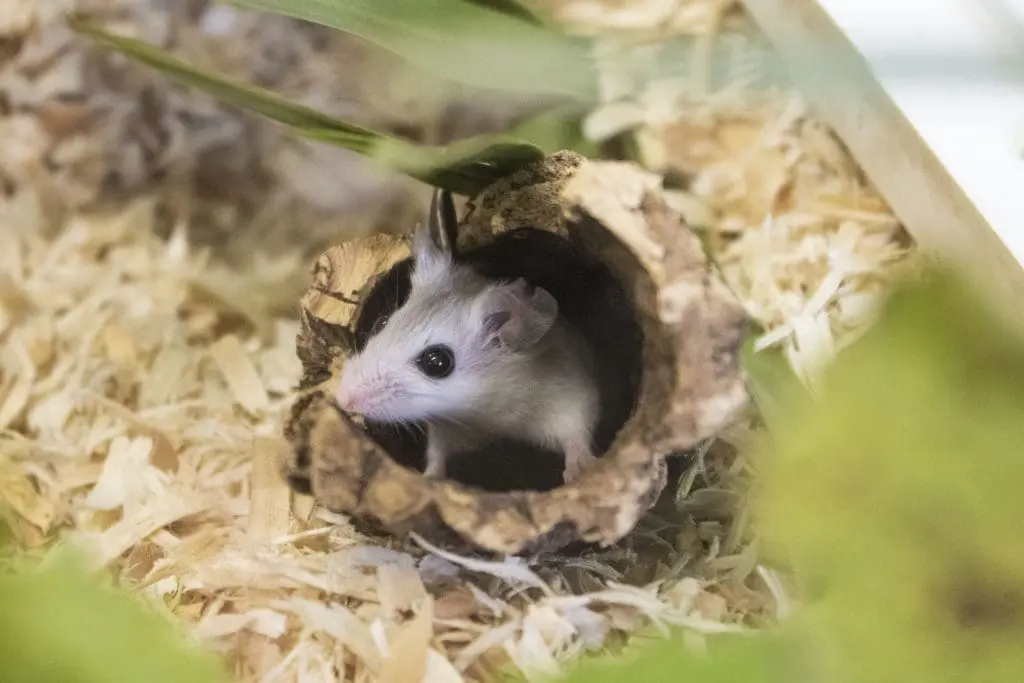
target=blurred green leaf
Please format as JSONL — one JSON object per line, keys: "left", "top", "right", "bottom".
{"left": 464, "top": 0, "right": 544, "bottom": 25}
{"left": 223, "top": 0, "right": 596, "bottom": 100}
{"left": 740, "top": 335, "right": 811, "bottom": 433}
{"left": 556, "top": 630, "right": 803, "bottom": 683}
{"left": 755, "top": 269, "right": 1024, "bottom": 683}
{"left": 507, "top": 107, "right": 599, "bottom": 156}
{"left": 536, "top": 270, "right": 1024, "bottom": 683}
{"left": 69, "top": 18, "right": 545, "bottom": 196}
{"left": 0, "top": 549, "right": 226, "bottom": 683}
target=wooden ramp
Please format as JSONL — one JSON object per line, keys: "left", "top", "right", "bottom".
{"left": 741, "top": 0, "right": 1024, "bottom": 316}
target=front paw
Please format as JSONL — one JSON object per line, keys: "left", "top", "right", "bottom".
{"left": 562, "top": 452, "right": 598, "bottom": 483}
{"left": 423, "top": 461, "right": 445, "bottom": 479}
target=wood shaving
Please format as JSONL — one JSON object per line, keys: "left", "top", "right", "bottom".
{"left": 579, "top": 5, "right": 917, "bottom": 385}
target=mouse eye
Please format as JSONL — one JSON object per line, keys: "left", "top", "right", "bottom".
{"left": 370, "top": 313, "right": 391, "bottom": 336}
{"left": 415, "top": 344, "right": 455, "bottom": 379}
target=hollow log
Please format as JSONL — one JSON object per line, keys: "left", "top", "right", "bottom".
{"left": 282, "top": 151, "right": 749, "bottom": 555}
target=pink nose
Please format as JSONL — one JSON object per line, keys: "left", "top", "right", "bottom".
{"left": 336, "top": 385, "right": 369, "bottom": 414}
{"left": 335, "top": 386, "right": 356, "bottom": 412}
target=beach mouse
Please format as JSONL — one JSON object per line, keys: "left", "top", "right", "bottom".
{"left": 334, "top": 196, "right": 601, "bottom": 484}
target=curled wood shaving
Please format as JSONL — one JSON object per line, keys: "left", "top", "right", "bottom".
{"left": 411, "top": 533, "right": 555, "bottom": 597}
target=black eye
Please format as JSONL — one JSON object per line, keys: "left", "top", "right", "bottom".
{"left": 370, "top": 313, "right": 391, "bottom": 336}
{"left": 415, "top": 344, "right": 455, "bottom": 379}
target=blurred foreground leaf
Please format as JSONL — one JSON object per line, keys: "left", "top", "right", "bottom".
{"left": 507, "top": 106, "right": 600, "bottom": 156}
{"left": 740, "top": 334, "right": 811, "bottom": 433}
{"left": 552, "top": 269, "right": 1024, "bottom": 683}
{"left": 70, "top": 18, "right": 544, "bottom": 196}
{"left": 464, "top": 0, "right": 544, "bottom": 25}
{"left": 224, "top": 0, "right": 595, "bottom": 99}
{"left": 556, "top": 631, "right": 801, "bottom": 683}
{"left": 0, "top": 549, "right": 226, "bottom": 683}
{"left": 756, "top": 269, "right": 1024, "bottom": 683}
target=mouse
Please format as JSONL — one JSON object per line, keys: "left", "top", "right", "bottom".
{"left": 334, "top": 196, "right": 601, "bottom": 484}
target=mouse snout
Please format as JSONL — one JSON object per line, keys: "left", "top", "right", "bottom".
{"left": 335, "top": 385, "right": 354, "bottom": 411}
{"left": 335, "top": 372, "right": 385, "bottom": 416}
{"left": 335, "top": 383, "right": 366, "bottom": 413}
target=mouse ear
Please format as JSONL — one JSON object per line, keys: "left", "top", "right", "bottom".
{"left": 477, "top": 279, "right": 558, "bottom": 351}
{"left": 411, "top": 215, "right": 453, "bottom": 286}
{"left": 428, "top": 188, "right": 459, "bottom": 258}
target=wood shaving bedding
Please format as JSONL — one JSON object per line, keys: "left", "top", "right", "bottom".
{"left": 0, "top": 189, "right": 756, "bottom": 681}
{"left": 578, "top": 2, "right": 917, "bottom": 386}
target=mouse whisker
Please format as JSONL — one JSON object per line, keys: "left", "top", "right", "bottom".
{"left": 392, "top": 422, "right": 421, "bottom": 441}
{"left": 437, "top": 415, "right": 472, "bottom": 430}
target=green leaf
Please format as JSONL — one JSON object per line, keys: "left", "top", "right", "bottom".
{"left": 463, "top": 0, "right": 544, "bottom": 26}
{"left": 754, "top": 268, "right": 1024, "bottom": 683}
{"left": 507, "top": 106, "right": 600, "bottom": 156}
{"left": 69, "top": 18, "right": 544, "bottom": 196}
{"left": 555, "top": 630, "right": 803, "bottom": 683}
{"left": 223, "top": 0, "right": 596, "bottom": 100}
{"left": 0, "top": 548, "right": 227, "bottom": 683}
{"left": 740, "top": 335, "right": 810, "bottom": 434}
{"left": 556, "top": 269, "right": 1024, "bottom": 683}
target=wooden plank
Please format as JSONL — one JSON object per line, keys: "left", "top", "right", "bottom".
{"left": 740, "top": 0, "right": 1024, "bottom": 320}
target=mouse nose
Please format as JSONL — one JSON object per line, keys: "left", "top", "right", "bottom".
{"left": 336, "top": 366, "right": 382, "bottom": 415}
{"left": 335, "top": 367, "right": 362, "bottom": 412}
{"left": 336, "top": 384, "right": 369, "bottom": 414}
{"left": 336, "top": 388, "right": 356, "bottom": 412}
{"left": 335, "top": 384, "right": 355, "bottom": 411}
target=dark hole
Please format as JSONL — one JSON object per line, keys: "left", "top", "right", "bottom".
{"left": 350, "top": 228, "right": 645, "bottom": 492}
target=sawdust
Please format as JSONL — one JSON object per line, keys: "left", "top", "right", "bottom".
{"left": 0, "top": 0, "right": 915, "bottom": 681}
{"left": 579, "top": 0, "right": 917, "bottom": 390}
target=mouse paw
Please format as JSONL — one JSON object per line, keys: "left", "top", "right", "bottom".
{"left": 422, "top": 460, "right": 445, "bottom": 479}
{"left": 423, "top": 434, "right": 448, "bottom": 479}
{"left": 562, "top": 451, "right": 598, "bottom": 484}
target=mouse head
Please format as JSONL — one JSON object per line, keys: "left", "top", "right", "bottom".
{"left": 335, "top": 221, "right": 558, "bottom": 423}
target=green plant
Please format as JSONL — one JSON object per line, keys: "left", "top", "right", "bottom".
{"left": 0, "top": 548, "right": 227, "bottom": 683}
{"left": 220, "top": 0, "right": 595, "bottom": 98}
{"left": 70, "top": 0, "right": 601, "bottom": 196}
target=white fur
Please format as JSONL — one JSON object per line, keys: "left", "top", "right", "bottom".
{"left": 335, "top": 232, "right": 600, "bottom": 483}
